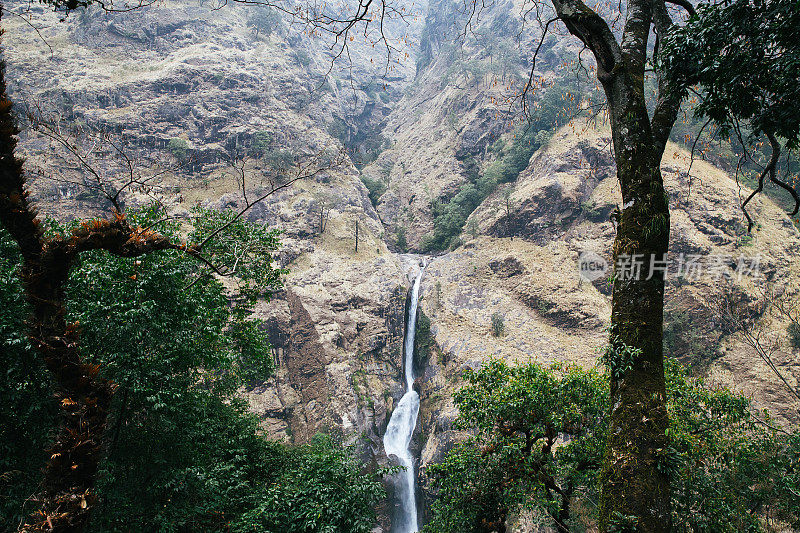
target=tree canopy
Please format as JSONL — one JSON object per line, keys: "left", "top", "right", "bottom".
{"left": 424, "top": 359, "right": 800, "bottom": 532}
{"left": 0, "top": 210, "right": 387, "bottom": 533}
{"left": 662, "top": 0, "right": 800, "bottom": 148}
{"left": 661, "top": 0, "right": 800, "bottom": 228}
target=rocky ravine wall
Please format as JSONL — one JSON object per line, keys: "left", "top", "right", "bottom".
{"left": 5, "top": 1, "right": 800, "bottom": 531}
{"left": 411, "top": 123, "right": 800, "bottom": 518}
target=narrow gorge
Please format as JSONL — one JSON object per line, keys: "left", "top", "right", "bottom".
{"left": 383, "top": 263, "right": 425, "bottom": 533}
{"left": 3, "top": 0, "right": 800, "bottom": 530}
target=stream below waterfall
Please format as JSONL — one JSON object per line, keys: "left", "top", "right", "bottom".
{"left": 383, "top": 263, "right": 425, "bottom": 533}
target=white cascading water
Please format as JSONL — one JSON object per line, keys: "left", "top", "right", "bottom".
{"left": 383, "top": 264, "right": 425, "bottom": 533}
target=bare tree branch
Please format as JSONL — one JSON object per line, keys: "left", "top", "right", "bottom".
{"left": 664, "top": 0, "right": 696, "bottom": 18}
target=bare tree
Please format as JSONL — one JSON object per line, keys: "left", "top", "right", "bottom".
{"left": 502, "top": 185, "right": 514, "bottom": 241}
{"left": 0, "top": 22, "right": 342, "bottom": 531}
{"left": 714, "top": 282, "right": 800, "bottom": 405}
{"left": 313, "top": 191, "right": 336, "bottom": 235}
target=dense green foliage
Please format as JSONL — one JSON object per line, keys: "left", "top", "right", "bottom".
{"left": 425, "top": 360, "right": 608, "bottom": 532}
{"left": 0, "top": 209, "right": 386, "bottom": 533}
{"left": 0, "top": 228, "right": 58, "bottom": 529}
{"left": 662, "top": 0, "right": 800, "bottom": 148}
{"left": 395, "top": 226, "right": 408, "bottom": 253}
{"left": 665, "top": 363, "right": 799, "bottom": 532}
{"left": 232, "top": 434, "right": 386, "bottom": 533}
{"left": 189, "top": 206, "right": 285, "bottom": 302}
{"left": 662, "top": 0, "right": 800, "bottom": 221}
{"left": 421, "top": 76, "right": 581, "bottom": 251}
{"left": 425, "top": 359, "right": 800, "bottom": 532}
{"left": 360, "top": 174, "right": 387, "bottom": 208}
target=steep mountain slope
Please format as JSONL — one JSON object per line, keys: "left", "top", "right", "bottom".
{"left": 414, "top": 124, "right": 800, "bottom": 497}
{"left": 4, "top": 0, "right": 800, "bottom": 530}
{"left": 362, "top": 0, "right": 588, "bottom": 251}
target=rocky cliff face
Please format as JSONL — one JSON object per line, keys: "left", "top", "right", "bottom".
{"left": 5, "top": 0, "right": 800, "bottom": 529}
{"left": 413, "top": 124, "right": 800, "bottom": 509}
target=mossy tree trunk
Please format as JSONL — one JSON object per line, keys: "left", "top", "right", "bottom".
{"left": 547, "top": 0, "right": 683, "bottom": 529}
{"left": 0, "top": 14, "right": 191, "bottom": 529}
{"left": 599, "top": 88, "right": 672, "bottom": 532}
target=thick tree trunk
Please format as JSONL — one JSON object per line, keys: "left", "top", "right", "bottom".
{"left": 547, "top": 0, "right": 680, "bottom": 527}
{"left": 597, "top": 84, "right": 672, "bottom": 532}
{"left": 598, "top": 169, "right": 672, "bottom": 530}
{"left": 21, "top": 249, "right": 115, "bottom": 533}
{"left": 0, "top": 19, "right": 114, "bottom": 532}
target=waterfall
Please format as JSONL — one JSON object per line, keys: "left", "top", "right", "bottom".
{"left": 383, "top": 264, "right": 425, "bottom": 533}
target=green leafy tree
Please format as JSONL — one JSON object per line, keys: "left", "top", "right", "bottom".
{"left": 661, "top": 0, "right": 800, "bottom": 229}
{"left": 168, "top": 137, "right": 189, "bottom": 160}
{"left": 0, "top": 214, "right": 386, "bottom": 532}
{"left": 232, "top": 434, "right": 387, "bottom": 533}
{"left": 425, "top": 360, "right": 608, "bottom": 532}
{"left": 425, "top": 359, "right": 800, "bottom": 532}
{"left": 665, "top": 362, "right": 800, "bottom": 532}
{"left": 490, "top": 312, "right": 505, "bottom": 337}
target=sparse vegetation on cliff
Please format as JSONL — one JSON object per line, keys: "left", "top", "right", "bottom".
{"left": 421, "top": 75, "right": 581, "bottom": 252}
{"left": 168, "top": 137, "right": 189, "bottom": 160}
{"left": 360, "top": 174, "right": 387, "bottom": 208}
{"left": 490, "top": 312, "right": 504, "bottom": 337}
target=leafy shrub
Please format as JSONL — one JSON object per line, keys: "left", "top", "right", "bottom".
{"left": 264, "top": 148, "right": 294, "bottom": 170}
{"left": 415, "top": 310, "right": 433, "bottom": 363}
{"left": 580, "top": 201, "right": 604, "bottom": 221}
{"left": 465, "top": 218, "right": 479, "bottom": 239}
{"left": 424, "top": 359, "right": 800, "bottom": 533}
{"left": 231, "top": 434, "right": 387, "bottom": 533}
{"left": 395, "top": 226, "right": 408, "bottom": 253}
{"left": 360, "top": 175, "right": 386, "bottom": 208}
{"left": 490, "top": 312, "right": 505, "bottom": 337}
{"left": 167, "top": 137, "right": 188, "bottom": 160}
{"left": 250, "top": 131, "right": 272, "bottom": 156}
